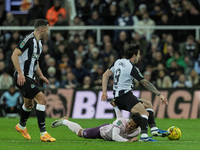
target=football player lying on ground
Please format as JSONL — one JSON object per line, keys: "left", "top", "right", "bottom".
{"left": 51, "top": 101, "right": 142, "bottom": 142}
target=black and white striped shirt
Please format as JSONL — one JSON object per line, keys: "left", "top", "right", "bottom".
{"left": 16, "top": 32, "right": 42, "bottom": 79}
{"left": 109, "top": 59, "right": 144, "bottom": 97}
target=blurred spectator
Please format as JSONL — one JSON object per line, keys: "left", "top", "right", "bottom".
{"left": 82, "top": 76, "right": 93, "bottom": 89}
{"left": 72, "top": 57, "right": 88, "bottom": 84}
{"left": 85, "top": 47, "right": 103, "bottom": 71}
{"left": 0, "top": 85, "right": 22, "bottom": 117}
{"left": 156, "top": 70, "right": 172, "bottom": 88}
{"left": 119, "top": 0, "right": 135, "bottom": 15}
{"left": 107, "top": 53, "right": 117, "bottom": 68}
{"left": 162, "top": 34, "right": 178, "bottom": 56}
{"left": 168, "top": 60, "right": 184, "bottom": 82}
{"left": 147, "top": 34, "right": 163, "bottom": 53}
{"left": 179, "top": 35, "right": 198, "bottom": 62}
{"left": 170, "top": 7, "right": 189, "bottom": 42}
{"left": 89, "top": 0, "right": 103, "bottom": 15}
{"left": 150, "top": 51, "right": 165, "bottom": 68}
{"left": 182, "top": 0, "right": 200, "bottom": 25}
{"left": 173, "top": 73, "right": 192, "bottom": 88}
{"left": 74, "top": 44, "right": 87, "bottom": 61}
{"left": 184, "top": 55, "right": 194, "bottom": 77}
{"left": 45, "top": 66, "right": 60, "bottom": 89}
{"left": 149, "top": 3, "right": 165, "bottom": 24}
{"left": 114, "top": 31, "right": 128, "bottom": 57}
{"left": 101, "top": 42, "right": 118, "bottom": 65}
{"left": 114, "top": 9, "right": 133, "bottom": 42}
{"left": 69, "top": 16, "right": 86, "bottom": 42}
{"left": 135, "top": 11, "right": 156, "bottom": 40}
{"left": 132, "top": 32, "right": 147, "bottom": 56}
{"left": 92, "top": 64, "right": 104, "bottom": 90}
{"left": 75, "top": 0, "right": 90, "bottom": 23}
{"left": 53, "top": 32, "right": 68, "bottom": 54}
{"left": 166, "top": 51, "right": 186, "bottom": 71}
{"left": 143, "top": 71, "right": 152, "bottom": 82}
{"left": 103, "top": 2, "right": 119, "bottom": 25}
{"left": 26, "top": 0, "right": 45, "bottom": 25}
{"left": 68, "top": 34, "right": 82, "bottom": 55}
{"left": 155, "top": 14, "right": 171, "bottom": 39}
{"left": 3, "top": 31, "right": 22, "bottom": 54}
{"left": 0, "top": 72, "right": 13, "bottom": 89}
{"left": 188, "top": 69, "right": 199, "bottom": 87}
{"left": 134, "top": 3, "right": 147, "bottom": 22}
{"left": 54, "top": 42, "right": 68, "bottom": 61}
{"left": 58, "top": 54, "right": 74, "bottom": 81}
{"left": 46, "top": 0, "right": 67, "bottom": 26}
{"left": 163, "top": 44, "right": 174, "bottom": 61}
{"left": 100, "top": 34, "right": 111, "bottom": 50}
{"left": 61, "top": 72, "right": 79, "bottom": 89}
{"left": 86, "top": 11, "right": 104, "bottom": 37}
{"left": 2, "top": 13, "right": 20, "bottom": 41}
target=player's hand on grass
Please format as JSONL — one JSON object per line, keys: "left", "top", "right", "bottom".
{"left": 159, "top": 94, "right": 168, "bottom": 105}
{"left": 127, "top": 137, "right": 138, "bottom": 142}
{"left": 17, "top": 73, "right": 26, "bottom": 86}
{"left": 40, "top": 76, "right": 49, "bottom": 87}
{"left": 101, "top": 92, "right": 108, "bottom": 101}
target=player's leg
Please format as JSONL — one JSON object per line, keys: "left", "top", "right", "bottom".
{"left": 141, "top": 99, "right": 170, "bottom": 137}
{"left": 51, "top": 118, "right": 83, "bottom": 137}
{"left": 34, "top": 92, "right": 56, "bottom": 142}
{"left": 15, "top": 97, "right": 33, "bottom": 140}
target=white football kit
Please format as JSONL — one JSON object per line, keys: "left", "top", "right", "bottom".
{"left": 99, "top": 108, "right": 141, "bottom": 142}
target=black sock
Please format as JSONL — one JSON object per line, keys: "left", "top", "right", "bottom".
{"left": 141, "top": 117, "right": 148, "bottom": 134}
{"left": 147, "top": 109, "right": 156, "bottom": 128}
{"left": 36, "top": 109, "right": 46, "bottom": 132}
{"left": 19, "top": 106, "right": 31, "bottom": 127}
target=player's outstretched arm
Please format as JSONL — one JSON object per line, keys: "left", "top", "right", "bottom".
{"left": 140, "top": 79, "right": 168, "bottom": 105}
{"left": 101, "top": 69, "right": 113, "bottom": 101}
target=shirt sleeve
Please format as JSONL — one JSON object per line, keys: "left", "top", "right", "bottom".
{"left": 109, "top": 62, "right": 115, "bottom": 73}
{"left": 112, "top": 127, "right": 128, "bottom": 142}
{"left": 17, "top": 38, "right": 31, "bottom": 53}
{"left": 130, "top": 66, "right": 144, "bottom": 81}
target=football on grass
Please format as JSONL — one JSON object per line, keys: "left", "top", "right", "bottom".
{"left": 167, "top": 126, "right": 181, "bottom": 140}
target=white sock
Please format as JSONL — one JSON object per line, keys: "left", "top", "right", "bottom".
{"left": 151, "top": 127, "right": 158, "bottom": 131}
{"left": 18, "top": 123, "right": 26, "bottom": 130}
{"left": 63, "top": 120, "right": 82, "bottom": 135}
{"left": 141, "top": 133, "right": 148, "bottom": 138}
{"left": 40, "top": 131, "right": 47, "bottom": 136}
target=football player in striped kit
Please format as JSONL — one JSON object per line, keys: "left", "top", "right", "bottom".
{"left": 101, "top": 43, "right": 169, "bottom": 142}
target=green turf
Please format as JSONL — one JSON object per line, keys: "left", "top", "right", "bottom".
{"left": 0, "top": 117, "right": 199, "bottom": 150}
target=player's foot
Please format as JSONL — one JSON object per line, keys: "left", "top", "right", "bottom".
{"left": 151, "top": 129, "right": 170, "bottom": 137}
{"left": 51, "top": 117, "right": 68, "bottom": 128}
{"left": 139, "top": 137, "right": 157, "bottom": 142}
{"left": 40, "top": 132, "right": 56, "bottom": 142}
{"left": 15, "top": 124, "right": 31, "bottom": 140}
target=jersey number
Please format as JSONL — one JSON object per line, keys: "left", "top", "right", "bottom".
{"left": 114, "top": 68, "right": 121, "bottom": 85}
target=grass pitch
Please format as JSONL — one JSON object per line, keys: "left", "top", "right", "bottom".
{"left": 0, "top": 117, "right": 199, "bottom": 150}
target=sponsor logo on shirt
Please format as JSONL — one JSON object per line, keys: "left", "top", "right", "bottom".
{"left": 20, "top": 41, "right": 26, "bottom": 48}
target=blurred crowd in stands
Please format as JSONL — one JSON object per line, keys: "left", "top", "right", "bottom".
{"left": 0, "top": 0, "right": 200, "bottom": 90}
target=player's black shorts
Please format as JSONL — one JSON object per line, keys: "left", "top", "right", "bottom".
{"left": 14, "top": 74, "right": 40, "bottom": 99}
{"left": 114, "top": 91, "right": 142, "bottom": 112}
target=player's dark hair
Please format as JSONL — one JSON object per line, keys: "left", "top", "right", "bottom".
{"left": 130, "top": 113, "right": 142, "bottom": 127}
{"left": 124, "top": 43, "right": 140, "bottom": 59}
{"left": 34, "top": 19, "right": 49, "bottom": 29}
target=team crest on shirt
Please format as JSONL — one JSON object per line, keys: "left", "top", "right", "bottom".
{"left": 32, "top": 53, "right": 40, "bottom": 60}
{"left": 30, "top": 84, "right": 35, "bottom": 88}
{"left": 20, "top": 41, "right": 26, "bottom": 48}
{"left": 117, "top": 120, "right": 122, "bottom": 126}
